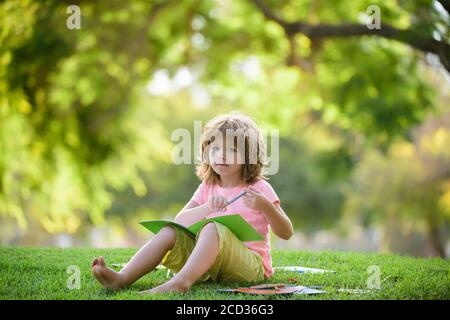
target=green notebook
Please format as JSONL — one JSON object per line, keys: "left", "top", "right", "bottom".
{"left": 139, "top": 214, "right": 264, "bottom": 242}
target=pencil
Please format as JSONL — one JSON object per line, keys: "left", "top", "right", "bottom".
{"left": 226, "top": 191, "right": 247, "bottom": 205}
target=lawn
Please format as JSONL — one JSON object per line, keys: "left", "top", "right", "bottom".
{"left": 0, "top": 247, "right": 449, "bottom": 300}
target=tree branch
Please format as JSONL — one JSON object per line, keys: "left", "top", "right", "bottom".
{"left": 252, "top": 0, "right": 450, "bottom": 72}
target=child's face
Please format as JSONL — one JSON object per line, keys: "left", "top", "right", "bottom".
{"left": 208, "top": 137, "right": 243, "bottom": 178}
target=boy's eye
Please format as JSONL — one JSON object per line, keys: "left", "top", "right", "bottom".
{"left": 209, "top": 145, "right": 236, "bottom": 153}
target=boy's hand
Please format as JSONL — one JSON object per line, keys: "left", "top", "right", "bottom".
{"left": 207, "top": 195, "right": 228, "bottom": 212}
{"left": 243, "top": 187, "right": 271, "bottom": 211}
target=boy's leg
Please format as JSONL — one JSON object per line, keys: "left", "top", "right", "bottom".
{"left": 142, "top": 222, "right": 219, "bottom": 294}
{"left": 92, "top": 226, "right": 176, "bottom": 289}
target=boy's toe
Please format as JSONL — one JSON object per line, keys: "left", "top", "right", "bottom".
{"left": 92, "top": 265, "right": 104, "bottom": 283}
{"left": 92, "top": 264, "right": 98, "bottom": 276}
{"left": 98, "top": 256, "right": 106, "bottom": 267}
{"left": 91, "top": 257, "right": 99, "bottom": 267}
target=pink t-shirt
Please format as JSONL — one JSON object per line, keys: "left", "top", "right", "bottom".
{"left": 190, "top": 178, "right": 280, "bottom": 279}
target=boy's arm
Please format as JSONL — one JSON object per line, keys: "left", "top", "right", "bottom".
{"left": 244, "top": 188, "right": 293, "bottom": 240}
{"left": 174, "top": 200, "right": 210, "bottom": 227}
{"left": 260, "top": 202, "right": 293, "bottom": 240}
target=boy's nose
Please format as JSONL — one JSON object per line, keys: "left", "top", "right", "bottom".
{"left": 216, "top": 153, "right": 226, "bottom": 164}
{"left": 217, "top": 149, "right": 225, "bottom": 160}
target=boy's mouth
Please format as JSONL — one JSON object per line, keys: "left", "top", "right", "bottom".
{"left": 214, "top": 163, "right": 229, "bottom": 167}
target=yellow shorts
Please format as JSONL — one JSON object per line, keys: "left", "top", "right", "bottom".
{"left": 161, "top": 222, "right": 265, "bottom": 283}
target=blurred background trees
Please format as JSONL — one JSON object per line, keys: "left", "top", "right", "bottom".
{"left": 0, "top": 0, "right": 449, "bottom": 257}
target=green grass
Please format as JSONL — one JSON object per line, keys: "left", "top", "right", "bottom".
{"left": 0, "top": 247, "right": 449, "bottom": 300}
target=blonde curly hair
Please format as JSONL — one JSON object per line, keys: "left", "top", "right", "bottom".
{"left": 196, "top": 111, "right": 268, "bottom": 185}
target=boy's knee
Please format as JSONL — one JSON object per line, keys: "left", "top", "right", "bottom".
{"left": 198, "top": 222, "right": 218, "bottom": 238}
{"left": 159, "top": 226, "right": 177, "bottom": 247}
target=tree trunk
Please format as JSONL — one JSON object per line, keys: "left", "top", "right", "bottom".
{"left": 427, "top": 214, "right": 446, "bottom": 258}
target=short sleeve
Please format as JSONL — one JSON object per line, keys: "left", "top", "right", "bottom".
{"left": 257, "top": 180, "right": 280, "bottom": 206}
{"left": 190, "top": 182, "right": 206, "bottom": 205}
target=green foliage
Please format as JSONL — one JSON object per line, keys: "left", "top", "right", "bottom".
{"left": 344, "top": 114, "right": 450, "bottom": 256}
{"left": 0, "top": 0, "right": 447, "bottom": 250}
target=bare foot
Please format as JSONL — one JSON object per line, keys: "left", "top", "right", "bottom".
{"left": 139, "top": 279, "right": 191, "bottom": 295}
{"left": 91, "top": 256, "right": 125, "bottom": 289}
